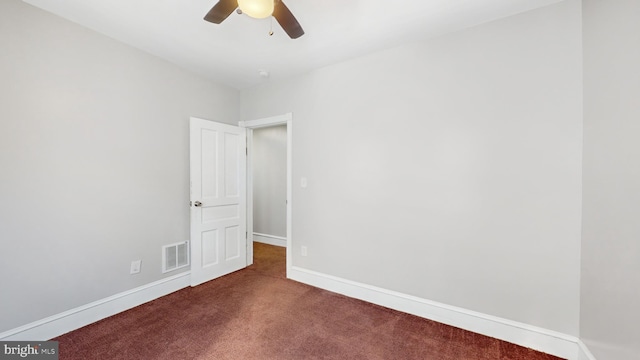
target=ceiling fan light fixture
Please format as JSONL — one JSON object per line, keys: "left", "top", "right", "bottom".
{"left": 237, "top": 0, "right": 274, "bottom": 19}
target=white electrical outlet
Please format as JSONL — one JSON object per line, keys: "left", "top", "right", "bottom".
{"left": 301, "top": 246, "right": 308, "bottom": 257}
{"left": 130, "top": 260, "right": 141, "bottom": 274}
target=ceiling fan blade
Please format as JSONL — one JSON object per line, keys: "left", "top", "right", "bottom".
{"left": 204, "top": 0, "right": 238, "bottom": 24}
{"left": 273, "top": 1, "right": 304, "bottom": 39}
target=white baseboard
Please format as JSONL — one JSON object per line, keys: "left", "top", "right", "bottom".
{"left": 253, "top": 232, "right": 286, "bottom": 247}
{"left": 0, "top": 272, "right": 191, "bottom": 341}
{"left": 288, "top": 266, "right": 583, "bottom": 360}
{"left": 577, "top": 340, "right": 598, "bottom": 360}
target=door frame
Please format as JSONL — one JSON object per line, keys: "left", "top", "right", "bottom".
{"left": 239, "top": 113, "right": 293, "bottom": 276}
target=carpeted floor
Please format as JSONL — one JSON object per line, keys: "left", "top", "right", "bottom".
{"left": 53, "top": 243, "right": 564, "bottom": 359}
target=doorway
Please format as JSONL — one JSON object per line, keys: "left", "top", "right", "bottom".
{"left": 240, "top": 113, "right": 292, "bottom": 276}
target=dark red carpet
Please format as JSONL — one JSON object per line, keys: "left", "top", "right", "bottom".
{"left": 53, "top": 243, "right": 564, "bottom": 359}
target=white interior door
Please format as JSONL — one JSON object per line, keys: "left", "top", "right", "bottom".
{"left": 190, "top": 117, "right": 247, "bottom": 286}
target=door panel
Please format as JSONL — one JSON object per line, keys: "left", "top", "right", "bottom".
{"left": 190, "top": 118, "right": 246, "bottom": 286}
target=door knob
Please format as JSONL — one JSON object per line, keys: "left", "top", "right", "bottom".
{"left": 194, "top": 201, "right": 202, "bottom": 207}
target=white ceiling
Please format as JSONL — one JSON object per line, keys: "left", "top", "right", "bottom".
{"left": 23, "top": 0, "right": 563, "bottom": 90}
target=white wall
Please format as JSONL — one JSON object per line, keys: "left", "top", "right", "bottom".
{"left": 0, "top": 0, "right": 238, "bottom": 332}
{"left": 581, "top": 0, "right": 640, "bottom": 359}
{"left": 241, "top": 0, "right": 583, "bottom": 335}
{"left": 252, "top": 125, "right": 287, "bottom": 238}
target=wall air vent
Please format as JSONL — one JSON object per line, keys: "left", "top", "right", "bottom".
{"left": 162, "top": 241, "right": 189, "bottom": 273}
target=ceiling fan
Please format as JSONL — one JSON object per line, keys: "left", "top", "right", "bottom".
{"left": 204, "top": 0, "right": 305, "bottom": 39}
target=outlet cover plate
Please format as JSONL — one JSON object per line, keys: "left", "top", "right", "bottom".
{"left": 130, "top": 260, "right": 141, "bottom": 274}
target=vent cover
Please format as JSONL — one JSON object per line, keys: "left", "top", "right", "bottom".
{"left": 163, "top": 241, "right": 189, "bottom": 273}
